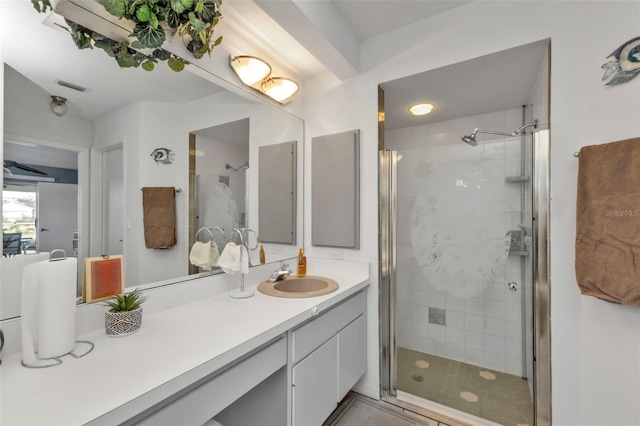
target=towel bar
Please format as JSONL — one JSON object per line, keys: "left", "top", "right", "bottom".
{"left": 139, "top": 187, "right": 182, "bottom": 192}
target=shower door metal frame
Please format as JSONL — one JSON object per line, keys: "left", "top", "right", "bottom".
{"left": 379, "top": 130, "right": 552, "bottom": 425}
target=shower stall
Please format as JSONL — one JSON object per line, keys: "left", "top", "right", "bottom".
{"left": 379, "top": 108, "right": 550, "bottom": 426}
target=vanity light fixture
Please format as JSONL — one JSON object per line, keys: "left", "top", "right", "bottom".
{"left": 229, "top": 55, "right": 299, "bottom": 104}
{"left": 408, "top": 103, "right": 434, "bottom": 116}
{"left": 50, "top": 96, "right": 68, "bottom": 117}
{"left": 261, "top": 77, "right": 299, "bottom": 104}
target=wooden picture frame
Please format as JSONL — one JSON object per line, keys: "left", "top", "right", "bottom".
{"left": 83, "top": 255, "right": 124, "bottom": 303}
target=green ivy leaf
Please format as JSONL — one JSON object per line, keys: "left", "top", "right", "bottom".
{"left": 31, "top": 0, "right": 53, "bottom": 13}
{"left": 133, "top": 23, "right": 166, "bottom": 48}
{"left": 181, "top": 0, "right": 194, "bottom": 10}
{"left": 142, "top": 60, "right": 155, "bottom": 71}
{"left": 213, "top": 35, "right": 222, "bottom": 46}
{"left": 152, "top": 49, "right": 172, "bottom": 60}
{"left": 167, "top": 10, "right": 180, "bottom": 28}
{"left": 188, "top": 12, "right": 206, "bottom": 33}
{"left": 195, "top": 0, "right": 204, "bottom": 14}
{"left": 150, "top": 12, "right": 159, "bottom": 29}
{"left": 200, "top": 0, "right": 220, "bottom": 22}
{"left": 168, "top": 57, "right": 186, "bottom": 72}
{"left": 104, "top": 0, "right": 127, "bottom": 17}
{"left": 136, "top": 4, "right": 151, "bottom": 22}
{"left": 131, "top": 41, "right": 145, "bottom": 49}
{"left": 117, "top": 53, "right": 136, "bottom": 68}
{"left": 170, "top": 0, "right": 186, "bottom": 14}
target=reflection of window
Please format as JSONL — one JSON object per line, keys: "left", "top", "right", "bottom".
{"left": 2, "top": 187, "right": 37, "bottom": 240}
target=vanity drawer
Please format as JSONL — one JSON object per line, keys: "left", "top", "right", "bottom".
{"left": 136, "top": 337, "right": 286, "bottom": 426}
{"left": 292, "top": 291, "right": 366, "bottom": 363}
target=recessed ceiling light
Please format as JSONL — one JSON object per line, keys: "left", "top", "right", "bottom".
{"left": 409, "top": 103, "right": 434, "bottom": 116}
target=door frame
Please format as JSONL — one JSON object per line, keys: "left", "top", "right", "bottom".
{"left": 378, "top": 130, "right": 551, "bottom": 426}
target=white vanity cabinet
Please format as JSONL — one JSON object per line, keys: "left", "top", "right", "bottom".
{"left": 291, "top": 290, "right": 367, "bottom": 426}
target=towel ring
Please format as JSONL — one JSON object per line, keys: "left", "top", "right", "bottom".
{"left": 212, "top": 227, "right": 225, "bottom": 239}
{"left": 49, "top": 249, "right": 67, "bottom": 262}
{"left": 245, "top": 229, "right": 260, "bottom": 251}
{"left": 233, "top": 228, "right": 245, "bottom": 246}
{"left": 195, "top": 227, "right": 214, "bottom": 243}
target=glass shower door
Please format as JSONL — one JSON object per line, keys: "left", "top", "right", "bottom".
{"left": 388, "top": 136, "right": 535, "bottom": 426}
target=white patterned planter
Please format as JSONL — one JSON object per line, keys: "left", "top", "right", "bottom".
{"left": 105, "top": 306, "right": 143, "bottom": 337}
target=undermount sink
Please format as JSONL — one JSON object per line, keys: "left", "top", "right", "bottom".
{"left": 258, "top": 276, "right": 339, "bottom": 298}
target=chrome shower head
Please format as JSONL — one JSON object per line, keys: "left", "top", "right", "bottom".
{"left": 461, "top": 129, "right": 478, "bottom": 146}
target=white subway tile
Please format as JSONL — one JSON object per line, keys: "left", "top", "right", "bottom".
{"left": 505, "top": 356, "right": 522, "bottom": 376}
{"left": 506, "top": 301, "right": 522, "bottom": 321}
{"left": 483, "top": 159, "right": 505, "bottom": 177}
{"left": 445, "top": 118, "right": 464, "bottom": 132}
{"left": 506, "top": 320, "right": 522, "bottom": 340}
{"left": 504, "top": 140, "right": 521, "bottom": 159}
{"left": 414, "top": 305, "right": 429, "bottom": 322}
{"left": 483, "top": 142, "right": 505, "bottom": 160}
{"left": 484, "top": 283, "right": 506, "bottom": 301}
{"left": 485, "top": 317, "right": 506, "bottom": 337}
{"left": 415, "top": 320, "right": 429, "bottom": 338}
{"left": 447, "top": 343, "right": 465, "bottom": 362}
{"left": 465, "top": 145, "right": 484, "bottom": 161}
{"left": 448, "top": 311, "right": 465, "bottom": 329}
{"left": 506, "top": 338, "right": 523, "bottom": 358}
{"left": 428, "top": 121, "right": 446, "bottom": 134}
{"left": 414, "top": 289, "right": 429, "bottom": 306}
{"left": 485, "top": 335, "right": 506, "bottom": 355}
{"left": 430, "top": 292, "right": 446, "bottom": 309}
{"left": 447, "top": 327, "right": 464, "bottom": 345}
{"left": 485, "top": 352, "right": 506, "bottom": 372}
{"left": 446, "top": 295, "right": 465, "bottom": 312}
{"left": 463, "top": 114, "right": 484, "bottom": 129}
{"left": 505, "top": 158, "right": 521, "bottom": 176}
{"left": 465, "top": 313, "right": 484, "bottom": 332}
{"left": 485, "top": 300, "right": 506, "bottom": 319}
{"left": 465, "top": 347, "right": 485, "bottom": 367}
{"left": 429, "top": 339, "right": 448, "bottom": 357}
{"left": 429, "top": 324, "right": 447, "bottom": 341}
{"left": 466, "top": 331, "right": 485, "bottom": 350}
{"left": 465, "top": 298, "right": 484, "bottom": 315}
{"left": 429, "top": 132, "right": 446, "bottom": 147}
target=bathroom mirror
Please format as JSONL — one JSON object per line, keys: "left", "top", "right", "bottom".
{"left": 1, "top": 1, "right": 303, "bottom": 320}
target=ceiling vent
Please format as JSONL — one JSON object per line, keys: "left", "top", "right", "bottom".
{"left": 56, "top": 80, "right": 87, "bottom": 92}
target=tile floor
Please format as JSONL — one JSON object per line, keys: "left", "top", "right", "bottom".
{"left": 397, "top": 347, "right": 534, "bottom": 426}
{"left": 324, "top": 392, "right": 443, "bottom": 426}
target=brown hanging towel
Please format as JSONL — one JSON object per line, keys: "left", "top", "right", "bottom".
{"left": 575, "top": 137, "right": 640, "bottom": 306}
{"left": 142, "top": 187, "right": 177, "bottom": 249}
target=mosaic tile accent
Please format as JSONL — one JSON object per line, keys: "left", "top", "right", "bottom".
{"left": 416, "top": 360, "right": 430, "bottom": 369}
{"left": 397, "top": 346, "right": 534, "bottom": 426}
{"left": 479, "top": 371, "right": 496, "bottom": 380}
{"left": 460, "top": 392, "right": 478, "bottom": 402}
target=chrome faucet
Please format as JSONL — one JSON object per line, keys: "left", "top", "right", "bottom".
{"left": 267, "top": 262, "right": 292, "bottom": 283}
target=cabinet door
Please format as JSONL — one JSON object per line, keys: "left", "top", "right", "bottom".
{"left": 292, "top": 336, "right": 338, "bottom": 426}
{"left": 338, "top": 314, "right": 367, "bottom": 401}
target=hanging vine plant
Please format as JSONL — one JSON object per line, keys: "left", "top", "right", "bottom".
{"left": 31, "top": 0, "right": 223, "bottom": 72}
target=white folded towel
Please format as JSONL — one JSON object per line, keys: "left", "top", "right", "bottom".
{"left": 218, "top": 242, "right": 249, "bottom": 274}
{"left": 189, "top": 241, "right": 220, "bottom": 270}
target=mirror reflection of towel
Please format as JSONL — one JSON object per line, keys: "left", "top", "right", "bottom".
{"left": 189, "top": 241, "right": 220, "bottom": 270}
{"left": 217, "top": 242, "right": 249, "bottom": 274}
{"left": 142, "top": 187, "right": 176, "bottom": 249}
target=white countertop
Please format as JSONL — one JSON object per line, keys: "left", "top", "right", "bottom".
{"left": 0, "top": 260, "right": 370, "bottom": 426}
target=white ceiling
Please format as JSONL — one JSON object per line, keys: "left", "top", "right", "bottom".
{"left": 331, "top": 0, "right": 471, "bottom": 41}
{"left": 1, "top": 0, "right": 544, "bottom": 132}
{"left": 380, "top": 40, "right": 549, "bottom": 130}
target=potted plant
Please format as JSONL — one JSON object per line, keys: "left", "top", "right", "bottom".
{"left": 103, "top": 288, "right": 148, "bottom": 337}
{"left": 31, "top": 0, "right": 223, "bottom": 72}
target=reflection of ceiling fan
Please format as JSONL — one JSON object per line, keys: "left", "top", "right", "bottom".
{"left": 3, "top": 160, "right": 48, "bottom": 175}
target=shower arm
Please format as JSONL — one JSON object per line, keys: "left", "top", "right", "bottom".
{"left": 474, "top": 119, "right": 538, "bottom": 138}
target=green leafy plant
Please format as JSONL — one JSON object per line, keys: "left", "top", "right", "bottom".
{"left": 103, "top": 288, "right": 148, "bottom": 312}
{"left": 31, "top": 0, "right": 222, "bottom": 72}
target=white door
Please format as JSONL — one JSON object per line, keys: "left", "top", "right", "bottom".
{"left": 102, "top": 147, "right": 124, "bottom": 255}
{"left": 37, "top": 182, "right": 78, "bottom": 257}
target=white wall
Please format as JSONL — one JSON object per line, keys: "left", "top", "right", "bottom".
{"left": 304, "top": 2, "right": 640, "bottom": 424}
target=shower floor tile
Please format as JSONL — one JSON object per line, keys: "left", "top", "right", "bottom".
{"left": 397, "top": 347, "right": 534, "bottom": 426}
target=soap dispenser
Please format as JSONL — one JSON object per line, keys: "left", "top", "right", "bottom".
{"left": 297, "top": 248, "right": 307, "bottom": 277}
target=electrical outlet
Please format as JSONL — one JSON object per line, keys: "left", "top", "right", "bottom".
{"left": 271, "top": 245, "right": 282, "bottom": 254}
{"left": 330, "top": 250, "right": 344, "bottom": 260}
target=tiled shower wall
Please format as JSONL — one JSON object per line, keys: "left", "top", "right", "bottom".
{"left": 387, "top": 107, "right": 532, "bottom": 377}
